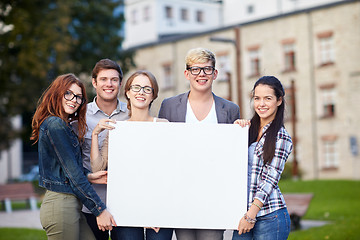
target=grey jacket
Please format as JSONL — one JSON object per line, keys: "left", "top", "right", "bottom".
{"left": 158, "top": 91, "right": 240, "bottom": 123}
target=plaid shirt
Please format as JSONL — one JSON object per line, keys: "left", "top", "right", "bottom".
{"left": 248, "top": 124, "right": 293, "bottom": 217}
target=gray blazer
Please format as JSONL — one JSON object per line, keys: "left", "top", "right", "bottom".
{"left": 158, "top": 91, "right": 240, "bottom": 123}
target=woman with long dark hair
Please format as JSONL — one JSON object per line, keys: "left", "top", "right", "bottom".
{"left": 31, "top": 73, "right": 115, "bottom": 239}
{"left": 233, "top": 76, "right": 293, "bottom": 240}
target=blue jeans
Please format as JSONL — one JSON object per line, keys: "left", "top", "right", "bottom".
{"left": 232, "top": 208, "right": 291, "bottom": 240}
{"left": 175, "top": 229, "right": 224, "bottom": 240}
{"left": 147, "top": 228, "right": 173, "bottom": 240}
{"left": 112, "top": 227, "right": 173, "bottom": 240}
{"left": 83, "top": 212, "right": 172, "bottom": 240}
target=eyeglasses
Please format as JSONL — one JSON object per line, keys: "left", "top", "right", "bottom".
{"left": 64, "top": 90, "right": 85, "bottom": 105}
{"left": 187, "top": 66, "right": 215, "bottom": 75}
{"left": 130, "top": 85, "right": 153, "bottom": 94}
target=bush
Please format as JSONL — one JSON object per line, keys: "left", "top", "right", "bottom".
{"left": 281, "top": 161, "right": 302, "bottom": 180}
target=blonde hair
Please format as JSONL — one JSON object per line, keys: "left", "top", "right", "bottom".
{"left": 185, "top": 48, "right": 216, "bottom": 68}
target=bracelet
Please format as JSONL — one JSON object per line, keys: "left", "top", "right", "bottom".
{"left": 252, "top": 202, "right": 262, "bottom": 210}
{"left": 243, "top": 213, "right": 256, "bottom": 224}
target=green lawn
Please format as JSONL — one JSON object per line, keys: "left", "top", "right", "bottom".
{"left": 279, "top": 179, "right": 360, "bottom": 240}
{"left": 1, "top": 180, "right": 359, "bottom": 240}
{"left": 0, "top": 228, "right": 46, "bottom": 240}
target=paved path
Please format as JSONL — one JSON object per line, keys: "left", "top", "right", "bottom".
{"left": 0, "top": 209, "right": 233, "bottom": 239}
{"left": 0, "top": 209, "right": 328, "bottom": 239}
{"left": 0, "top": 209, "right": 42, "bottom": 229}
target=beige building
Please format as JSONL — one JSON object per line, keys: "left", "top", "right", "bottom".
{"left": 123, "top": 0, "right": 360, "bottom": 180}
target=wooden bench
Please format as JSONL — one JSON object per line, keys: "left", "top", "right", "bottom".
{"left": 0, "top": 182, "right": 38, "bottom": 213}
{"left": 283, "top": 193, "right": 313, "bottom": 230}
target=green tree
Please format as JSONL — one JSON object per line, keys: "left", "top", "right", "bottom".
{"left": 0, "top": 0, "right": 134, "bottom": 151}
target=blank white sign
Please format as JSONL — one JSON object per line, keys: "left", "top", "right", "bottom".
{"left": 107, "top": 121, "right": 248, "bottom": 230}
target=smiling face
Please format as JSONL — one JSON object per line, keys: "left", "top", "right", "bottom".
{"left": 126, "top": 74, "right": 154, "bottom": 111}
{"left": 62, "top": 83, "right": 83, "bottom": 117}
{"left": 185, "top": 60, "right": 218, "bottom": 94}
{"left": 253, "top": 84, "right": 282, "bottom": 126}
{"left": 92, "top": 69, "right": 121, "bottom": 102}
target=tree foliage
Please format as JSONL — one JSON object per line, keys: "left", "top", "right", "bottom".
{"left": 0, "top": 0, "right": 134, "bottom": 150}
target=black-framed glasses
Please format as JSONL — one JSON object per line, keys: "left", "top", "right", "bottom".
{"left": 130, "top": 85, "right": 153, "bottom": 94}
{"left": 187, "top": 66, "right": 215, "bottom": 75}
{"left": 64, "top": 90, "right": 85, "bottom": 105}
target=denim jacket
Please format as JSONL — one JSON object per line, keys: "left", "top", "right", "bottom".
{"left": 38, "top": 116, "right": 106, "bottom": 216}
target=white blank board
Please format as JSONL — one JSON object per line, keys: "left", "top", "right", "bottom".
{"left": 107, "top": 121, "right": 248, "bottom": 230}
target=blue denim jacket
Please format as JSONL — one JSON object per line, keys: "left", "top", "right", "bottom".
{"left": 38, "top": 116, "right": 106, "bottom": 216}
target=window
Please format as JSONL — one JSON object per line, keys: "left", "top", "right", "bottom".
{"left": 322, "top": 137, "right": 338, "bottom": 169}
{"left": 247, "top": 5, "right": 254, "bottom": 14}
{"left": 216, "top": 53, "right": 231, "bottom": 82}
{"left": 248, "top": 48, "right": 260, "bottom": 77}
{"left": 143, "top": 6, "right": 150, "bottom": 21}
{"left": 196, "top": 10, "right": 204, "bottom": 23}
{"left": 318, "top": 31, "right": 335, "bottom": 65}
{"left": 284, "top": 87, "right": 294, "bottom": 122}
{"left": 320, "top": 84, "right": 336, "bottom": 118}
{"left": 162, "top": 63, "right": 174, "bottom": 89}
{"left": 283, "top": 43, "right": 296, "bottom": 72}
{"left": 131, "top": 9, "right": 138, "bottom": 24}
{"left": 181, "top": 8, "right": 188, "bottom": 21}
{"left": 165, "top": 6, "right": 173, "bottom": 19}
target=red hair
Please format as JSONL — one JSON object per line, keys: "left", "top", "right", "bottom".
{"left": 31, "top": 73, "right": 88, "bottom": 143}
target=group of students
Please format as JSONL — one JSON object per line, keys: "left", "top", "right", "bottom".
{"left": 30, "top": 47, "right": 293, "bottom": 240}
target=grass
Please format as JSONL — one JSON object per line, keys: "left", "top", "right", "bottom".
{"left": 279, "top": 179, "right": 360, "bottom": 240}
{"left": 1, "top": 180, "right": 359, "bottom": 239}
{"left": 0, "top": 228, "right": 46, "bottom": 240}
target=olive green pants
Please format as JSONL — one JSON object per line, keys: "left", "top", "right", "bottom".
{"left": 40, "top": 190, "right": 96, "bottom": 240}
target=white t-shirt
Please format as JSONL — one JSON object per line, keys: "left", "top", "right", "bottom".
{"left": 185, "top": 100, "right": 218, "bottom": 123}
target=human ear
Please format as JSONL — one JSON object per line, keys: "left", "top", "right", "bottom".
{"left": 92, "top": 78, "right": 97, "bottom": 88}
{"left": 184, "top": 70, "right": 191, "bottom": 81}
{"left": 213, "top": 69, "right": 218, "bottom": 81}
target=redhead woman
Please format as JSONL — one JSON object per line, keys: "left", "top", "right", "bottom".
{"left": 31, "top": 73, "right": 115, "bottom": 240}
{"left": 233, "top": 76, "right": 293, "bottom": 240}
{"left": 90, "top": 70, "right": 172, "bottom": 240}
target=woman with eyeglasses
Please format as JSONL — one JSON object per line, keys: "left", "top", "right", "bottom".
{"left": 90, "top": 70, "right": 171, "bottom": 240}
{"left": 31, "top": 73, "right": 116, "bottom": 240}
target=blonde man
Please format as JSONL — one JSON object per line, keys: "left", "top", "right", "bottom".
{"left": 158, "top": 48, "right": 240, "bottom": 240}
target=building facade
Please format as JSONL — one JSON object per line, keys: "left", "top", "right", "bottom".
{"left": 123, "top": 0, "right": 360, "bottom": 180}
{"left": 123, "top": 0, "right": 222, "bottom": 48}
{"left": 0, "top": 116, "right": 23, "bottom": 183}
{"left": 123, "top": 0, "right": 345, "bottom": 49}
{"left": 223, "top": 0, "right": 344, "bottom": 26}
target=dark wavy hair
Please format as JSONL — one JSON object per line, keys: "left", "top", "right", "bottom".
{"left": 31, "top": 73, "right": 87, "bottom": 143}
{"left": 249, "top": 76, "right": 285, "bottom": 165}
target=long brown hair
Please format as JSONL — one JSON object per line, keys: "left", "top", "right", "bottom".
{"left": 30, "top": 73, "right": 88, "bottom": 143}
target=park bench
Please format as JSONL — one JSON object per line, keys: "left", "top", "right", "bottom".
{"left": 0, "top": 182, "right": 38, "bottom": 213}
{"left": 283, "top": 193, "right": 313, "bottom": 230}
